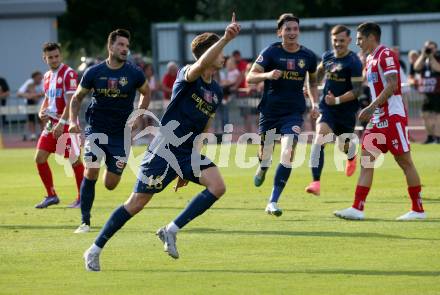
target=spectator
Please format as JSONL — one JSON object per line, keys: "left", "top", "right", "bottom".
{"left": 17, "top": 71, "right": 44, "bottom": 140}
{"left": 161, "top": 61, "right": 178, "bottom": 109}
{"left": 0, "top": 76, "right": 10, "bottom": 125}
{"left": 414, "top": 40, "right": 440, "bottom": 144}
{"left": 238, "top": 62, "right": 262, "bottom": 133}
{"left": 407, "top": 50, "right": 420, "bottom": 87}
{"left": 216, "top": 56, "right": 242, "bottom": 132}
{"left": 232, "top": 50, "right": 248, "bottom": 88}
{"left": 144, "top": 63, "right": 161, "bottom": 100}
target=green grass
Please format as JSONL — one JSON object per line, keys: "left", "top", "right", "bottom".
{"left": 0, "top": 144, "right": 439, "bottom": 295}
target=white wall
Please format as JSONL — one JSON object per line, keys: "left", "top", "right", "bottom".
{"left": 0, "top": 17, "right": 57, "bottom": 91}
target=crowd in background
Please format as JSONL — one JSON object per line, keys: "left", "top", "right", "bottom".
{"left": 1, "top": 40, "right": 439, "bottom": 143}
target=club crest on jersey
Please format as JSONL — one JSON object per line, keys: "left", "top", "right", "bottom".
{"left": 287, "top": 59, "right": 295, "bottom": 70}
{"left": 108, "top": 78, "right": 118, "bottom": 90}
{"left": 331, "top": 63, "right": 342, "bottom": 72}
{"left": 292, "top": 125, "right": 301, "bottom": 134}
{"left": 256, "top": 55, "right": 263, "bottom": 63}
{"left": 391, "top": 139, "right": 399, "bottom": 149}
{"left": 119, "top": 77, "right": 128, "bottom": 87}
{"left": 203, "top": 90, "right": 218, "bottom": 104}
{"left": 385, "top": 57, "right": 395, "bottom": 67}
{"left": 57, "top": 77, "right": 63, "bottom": 84}
{"left": 298, "top": 59, "right": 306, "bottom": 69}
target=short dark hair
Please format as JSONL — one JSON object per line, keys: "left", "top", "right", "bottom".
{"left": 331, "top": 25, "right": 351, "bottom": 37}
{"left": 42, "top": 42, "right": 61, "bottom": 53}
{"left": 107, "top": 29, "right": 131, "bottom": 46}
{"left": 31, "top": 71, "right": 42, "bottom": 79}
{"left": 277, "top": 13, "right": 300, "bottom": 30}
{"left": 357, "top": 22, "right": 381, "bottom": 41}
{"left": 191, "top": 32, "right": 220, "bottom": 60}
{"left": 232, "top": 50, "right": 241, "bottom": 56}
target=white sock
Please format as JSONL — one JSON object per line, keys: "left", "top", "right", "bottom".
{"left": 256, "top": 166, "right": 266, "bottom": 177}
{"left": 90, "top": 243, "right": 102, "bottom": 254}
{"left": 166, "top": 222, "right": 180, "bottom": 234}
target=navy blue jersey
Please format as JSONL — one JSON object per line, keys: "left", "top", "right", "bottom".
{"left": 320, "top": 50, "right": 363, "bottom": 113}
{"left": 256, "top": 42, "right": 317, "bottom": 117}
{"left": 150, "top": 65, "right": 223, "bottom": 152}
{"left": 80, "top": 61, "right": 146, "bottom": 134}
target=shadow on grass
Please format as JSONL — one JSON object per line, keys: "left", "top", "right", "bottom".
{"left": 114, "top": 268, "right": 440, "bottom": 277}
{"left": 181, "top": 228, "right": 439, "bottom": 241}
{"left": 0, "top": 224, "right": 77, "bottom": 230}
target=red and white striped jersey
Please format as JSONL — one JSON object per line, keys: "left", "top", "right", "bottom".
{"left": 365, "top": 45, "right": 406, "bottom": 123}
{"left": 43, "top": 63, "right": 78, "bottom": 118}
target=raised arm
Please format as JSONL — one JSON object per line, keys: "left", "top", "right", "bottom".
{"left": 185, "top": 13, "right": 240, "bottom": 82}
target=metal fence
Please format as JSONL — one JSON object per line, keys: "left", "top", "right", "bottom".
{"left": 0, "top": 85, "right": 426, "bottom": 147}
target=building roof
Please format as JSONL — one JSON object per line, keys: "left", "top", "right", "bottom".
{"left": 0, "top": 0, "right": 66, "bottom": 18}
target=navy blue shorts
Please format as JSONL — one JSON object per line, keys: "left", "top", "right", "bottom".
{"left": 318, "top": 108, "right": 356, "bottom": 136}
{"left": 83, "top": 126, "right": 128, "bottom": 175}
{"left": 259, "top": 113, "right": 303, "bottom": 139}
{"left": 134, "top": 150, "right": 216, "bottom": 194}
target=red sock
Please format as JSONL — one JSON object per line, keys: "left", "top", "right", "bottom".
{"left": 352, "top": 185, "right": 370, "bottom": 211}
{"left": 408, "top": 185, "right": 424, "bottom": 212}
{"left": 37, "top": 162, "right": 56, "bottom": 197}
{"left": 72, "top": 163, "right": 85, "bottom": 201}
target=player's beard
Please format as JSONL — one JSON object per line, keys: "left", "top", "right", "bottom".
{"left": 115, "top": 54, "right": 127, "bottom": 63}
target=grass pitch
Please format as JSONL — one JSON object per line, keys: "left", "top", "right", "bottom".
{"left": 0, "top": 144, "right": 439, "bottom": 295}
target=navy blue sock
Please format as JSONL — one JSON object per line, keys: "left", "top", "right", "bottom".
{"left": 95, "top": 205, "right": 132, "bottom": 248}
{"left": 173, "top": 189, "right": 218, "bottom": 229}
{"left": 80, "top": 177, "right": 97, "bottom": 225}
{"left": 311, "top": 145, "right": 324, "bottom": 181}
{"left": 269, "top": 164, "right": 292, "bottom": 203}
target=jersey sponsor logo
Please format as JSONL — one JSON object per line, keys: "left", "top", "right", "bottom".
{"left": 70, "top": 79, "right": 77, "bottom": 88}
{"left": 287, "top": 59, "right": 295, "bottom": 70}
{"left": 192, "top": 93, "right": 214, "bottom": 117}
{"left": 57, "top": 77, "right": 63, "bottom": 84}
{"left": 367, "top": 72, "right": 378, "bottom": 83}
{"left": 47, "top": 88, "right": 62, "bottom": 98}
{"left": 292, "top": 125, "right": 301, "bottom": 134}
{"left": 281, "top": 70, "right": 303, "bottom": 81}
{"left": 376, "top": 119, "right": 388, "bottom": 129}
{"left": 385, "top": 57, "right": 395, "bottom": 67}
{"left": 108, "top": 78, "right": 118, "bottom": 90}
{"left": 256, "top": 55, "right": 263, "bottom": 63}
{"left": 119, "top": 76, "right": 128, "bottom": 87}
{"left": 298, "top": 59, "right": 306, "bottom": 69}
